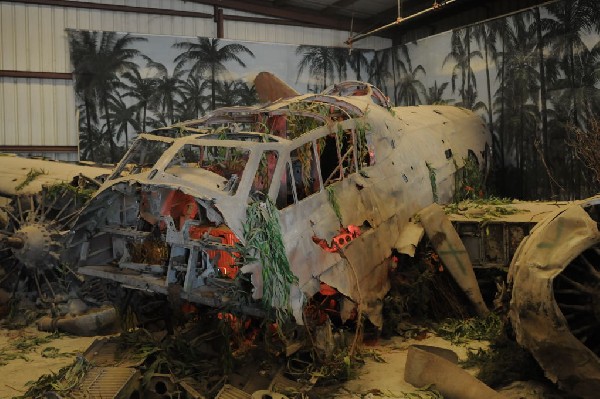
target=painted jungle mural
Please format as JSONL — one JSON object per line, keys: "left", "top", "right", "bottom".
{"left": 67, "top": 31, "right": 374, "bottom": 163}
{"left": 381, "top": 0, "right": 600, "bottom": 200}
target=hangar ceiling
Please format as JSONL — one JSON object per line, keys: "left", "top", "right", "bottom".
{"left": 187, "top": 0, "right": 557, "bottom": 44}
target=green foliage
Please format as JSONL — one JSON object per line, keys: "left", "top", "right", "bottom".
{"left": 400, "top": 386, "right": 445, "bottom": 398}
{"left": 116, "top": 326, "right": 233, "bottom": 392}
{"left": 0, "top": 350, "right": 28, "bottom": 366}
{"left": 16, "top": 355, "right": 92, "bottom": 398}
{"left": 435, "top": 313, "right": 503, "bottom": 344}
{"left": 444, "top": 197, "right": 526, "bottom": 220}
{"left": 286, "top": 341, "right": 363, "bottom": 387}
{"left": 382, "top": 265, "right": 436, "bottom": 338}
{"left": 426, "top": 163, "right": 438, "bottom": 203}
{"left": 12, "top": 333, "right": 59, "bottom": 351}
{"left": 355, "top": 118, "right": 371, "bottom": 167}
{"left": 326, "top": 186, "right": 342, "bottom": 223}
{"left": 286, "top": 101, "right": 329, "bottom": 139}
{"left": 46, "top": 182, "right": 96, "bottom": 203}
{"left": 0, "top": 332, "right": 63, "bottom": 365}
{"left": 352, "top": 385, "right": 444, "bottom": 398}
{"left": 15, "top": 168, "right": 47, "bottom": 191}
{"left": 41, "top": 346, "right": 75, "bottom": 358}
{"left": 454, "top": 156, "right": 485, "bottom": 202}
{"left": 461, "top": 333, "right": 544, "bottom": 388}
{"left": 242, "top": 197, "right": 298, "bottom": 324}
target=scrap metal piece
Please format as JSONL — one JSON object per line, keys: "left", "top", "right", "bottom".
{"left": 215, "top": 384, "right": 252, "bottom": 399}
{"left": 83, "top": 337, "right": 148, "bottom": 367}
{"left": 37, "top": 306, "right": 118, "bottom": 336}
{"left": 179, "top": 378, "right": 208, "bottom": 399}
{"left": 418, "top": 203, "right": 489, "bottom": 315}
{"left": 404, "top": 345, "right": 505, "bottom": 399}
{"left": 509, "top": 196, "right": 600, "bottom": 398}
{"left": 395, "top": 221, "right": 425, "bottom": 257}
{"left": 70, "top": 367, "right": 140, "bottom": 399}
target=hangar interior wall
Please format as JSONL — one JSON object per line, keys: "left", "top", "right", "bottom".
{"left": 0, "top": 0, "right": 391, "bottom": 161}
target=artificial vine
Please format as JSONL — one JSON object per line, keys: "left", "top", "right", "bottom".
{"left": 355, "top": 119, "right": 371, "bottom": 168}
{"left": 326, "top": 185, "right": 342, "bottom": 223}
{"left": 15, "top": 168, "right": 47, "bottom": 191}
{"left": 242, "top": 196, "right": 298, "bottom": 324}
{"left": 426, "top": 162, "right": 438, "bottom": 203}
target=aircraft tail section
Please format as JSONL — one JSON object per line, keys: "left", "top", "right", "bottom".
{"left": 254, "top": 71, "right": 300, "bottom": 102}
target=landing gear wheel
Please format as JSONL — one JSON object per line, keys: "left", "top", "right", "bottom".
{"left": 509, "top": 197, "right": 600, "bottom": 399}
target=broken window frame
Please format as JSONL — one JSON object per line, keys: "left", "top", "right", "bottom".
{"left": 108, "top": 134, "right": 175, "bottom": 180}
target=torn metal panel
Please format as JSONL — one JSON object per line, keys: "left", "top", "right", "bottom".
{"left": 509, "top": 196, "right": 600, "bottom": 398}
{"left": 395, "top": 222, "right": 425, "bottom": 257}
{"left": 405, "top": 345, "right": 505, "bottom": 399}
{"left": 418, "top": 203, "right": 489, "bottom": 315}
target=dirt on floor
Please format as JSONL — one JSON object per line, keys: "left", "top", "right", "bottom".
{"left": 0, "top": 327, "right": 98, "bottom": 399}
{"left": 0, "top": 326, "right": 569, "bottom": 399}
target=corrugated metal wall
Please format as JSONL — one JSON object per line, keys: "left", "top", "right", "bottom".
{"left": 0, "top": 0, "right": 391, "bottom": 160}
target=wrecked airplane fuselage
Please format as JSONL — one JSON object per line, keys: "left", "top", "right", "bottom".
{"left": 69, "top": 82, "right": 491, "bottom": 326}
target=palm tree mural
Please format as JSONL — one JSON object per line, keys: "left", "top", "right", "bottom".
{"left": 495, "top": 14, "right": 541, "bottom": 198}
{"left": 173, "top": 37, "right": 255, "bottom": 110}
{"left": 348, "top": 49, "right": 372, "bottom": 81}
{"left": 235, "top": 81, "right": 258, "bottom": 106}
{"left": 214, "top": 80, "right": 241, "bottom": 108}
{"left": 145, "top": 58, "right": 186, "bottom": 125}
{"left": 540, "top": 0, "right": 600, "bottom": 197}
{"left": 332, "top": 47, "right": 349, "bottom": 83}
{"left": 179, "top": 75, "right": 210, "bottom": 120}
{"left": 69, "top": 31, "right": 145, "bottom": 162}
{"left": 543, "top": 0, "right": 600, "bottom": 127}
{"left": 79, "top": 121, "right": 109, "bottom": 162}
{"left": 472, "top": 20, "right": 503, "bottom": 138}
{"left": 106, "top": 93, "right": 140, "bottom": 151}
{"left": 443, "top": 28, "right": 482, "bottom": 107}
{"left": 424, "top": 81, "right": 454, "bottom": 105}
{"left": 121, "top": 67, "right": 157, "bottom": 134}
{"left": 69, "top": 31, "right": 99, "bottom": 153}
{"left": 368, "top": 48, "right": 393, "bottom": 96}
{"left": 394, "top": 46, "right": 426, "bottom": 106}
{"left": 296, "top": 45, "right": 338, "bottom": 92}
{"left": 532, "top": 8, "right": 550, "bottom": 194}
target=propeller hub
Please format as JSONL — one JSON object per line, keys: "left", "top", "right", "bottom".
{"left": 13, "top": 223, "right": 54, "bottom": 270}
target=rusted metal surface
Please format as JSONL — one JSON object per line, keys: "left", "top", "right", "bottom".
{"left": 68, "top": 79, "right": 491, "bottom": 328}
{"left": 509, "top": 196, "right": 600, "bottom": 398}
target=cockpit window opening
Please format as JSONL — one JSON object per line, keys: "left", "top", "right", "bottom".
{"left": 370, "top": 86, "right": 389, "bottom": 107}
{"left": 323, "top": 82, "right": 370, "bottom": 97}
{"left": 276, "top": 162, "right": 296, "bottom": 209}
{"left": 316, "top": 121, "right": 374, "bottom": 187}
{"left": 277, "top": 141, "right": 321, "bottom": 208}
{"left": 252, "top": 150, "right": 279, "bottom": 196}
{"left": 165, "top": 143, "right": 251, "bottom": 195}
{"left": 356, "top": 120, "right": 374, "bottom": 169}
{"left": 291, "top": 141, "right": 321, "bottom": 201}
{"left": 109, "top": 137, "right": 172, "bottom": 180}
